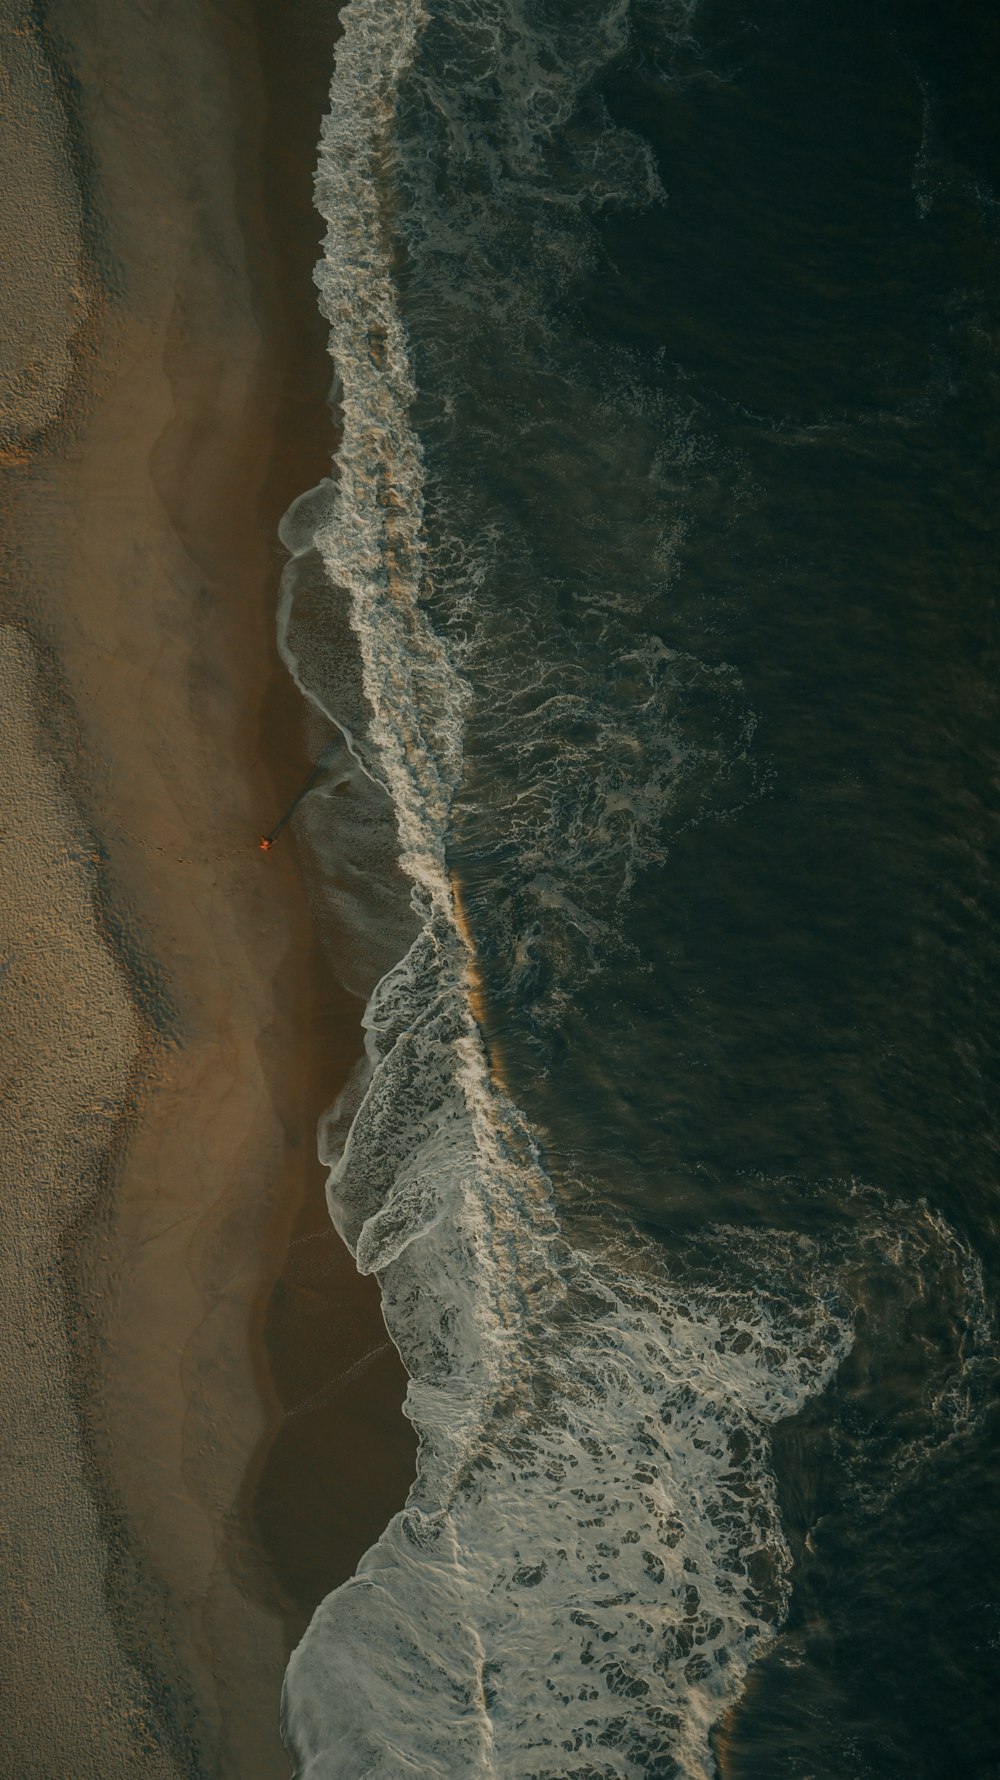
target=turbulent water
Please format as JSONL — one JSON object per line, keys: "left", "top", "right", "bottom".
{"left": 277, "top": 0, "right": 1000, "bottom": 1774}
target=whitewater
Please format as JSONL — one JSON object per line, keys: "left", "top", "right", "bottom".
{"left": 274, "top": 0, "right": 990, "bottom": 1774}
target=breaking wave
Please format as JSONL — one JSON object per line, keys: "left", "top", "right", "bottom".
{"left": 275, "top": 0, "right": 995, "bottom": 1774}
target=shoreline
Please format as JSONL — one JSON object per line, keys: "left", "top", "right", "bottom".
{"left": 0, "top": 0, "right": 414, "bottom": 1771}
{"left": 242, "top": 0, "right": 418, "bottom": 1646}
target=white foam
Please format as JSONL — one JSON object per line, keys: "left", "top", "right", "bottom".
{"left": 277, "top": 0, "right": 994, "bottom": 1774}
{"left": 277, "top": 0, "right": 844, "bottom": 1771}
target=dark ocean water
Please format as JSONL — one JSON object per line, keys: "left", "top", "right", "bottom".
{"left": 279, "top": 0, "right": 1000, "bottom": 1773}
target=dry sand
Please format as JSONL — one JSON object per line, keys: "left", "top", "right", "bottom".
{"left": 0, "top": 625, "right": 176, "bottom": 1777}
{"left": 0, "top": 0, "right": 414, "bottom": 1773}
{"left": 0, "top": 0, "right": 86, "bottom": 452}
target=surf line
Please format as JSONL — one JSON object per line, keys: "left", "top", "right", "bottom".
{"left": 259, "top": 740, "right": 340, "bottom": 852}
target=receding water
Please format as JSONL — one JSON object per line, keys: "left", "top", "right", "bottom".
{"left": 279, "top": 0, "right": 1000, "bottom": 1773}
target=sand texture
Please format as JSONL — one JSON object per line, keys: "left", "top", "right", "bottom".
{"left": 0, "top": 0, "right": 414, "bottom": 1773}
{"left": 0, "top": 626, "right": 176, "bottom": 1778}
{"left": 0, "top": 0, "right": 87, "bottom": 452}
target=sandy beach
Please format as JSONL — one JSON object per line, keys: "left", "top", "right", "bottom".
{"left": 0, "top": 0, "right": 413, "bottom": 1773}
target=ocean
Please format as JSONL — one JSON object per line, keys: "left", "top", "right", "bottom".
{"left": 276, "top": 0, "right": 1000, "bottom": 1773}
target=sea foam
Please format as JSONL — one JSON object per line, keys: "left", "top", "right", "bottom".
{"left": 270, "top": 0, "right": 989, "bottom": 1765}
{"left": 273, "top": 0, "right": 980, "bottom": 1774}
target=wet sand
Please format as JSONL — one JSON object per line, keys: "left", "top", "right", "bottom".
{"left": 0, "top": 0, "right": 414, "bottom": 1774}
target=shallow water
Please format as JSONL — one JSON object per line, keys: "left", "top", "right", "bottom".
{"left": 280, "top": 0, "right": 1000, "bottom": 1772}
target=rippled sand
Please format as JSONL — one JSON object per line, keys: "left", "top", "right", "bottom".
{"left": 0, "top": 1, "right": 412, "bottom": 1773}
